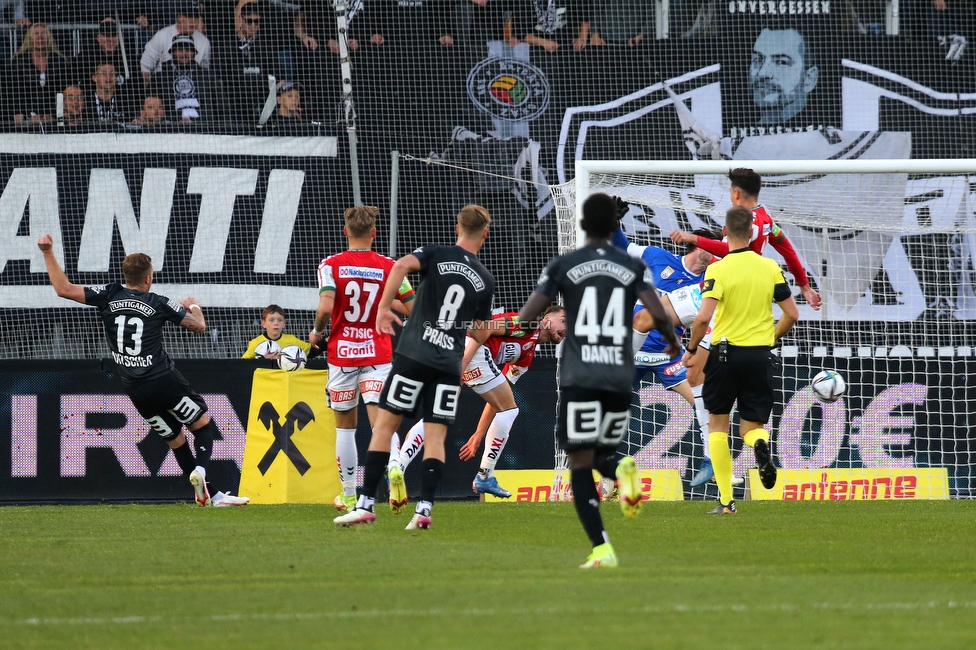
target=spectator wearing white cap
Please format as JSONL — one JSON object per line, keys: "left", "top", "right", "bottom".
{"left": 141, "top": 0, "right": 212, "bottom": 82}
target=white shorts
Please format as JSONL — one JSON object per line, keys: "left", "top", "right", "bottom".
{"left": 460, "top": 345, "right": 508, "bottom": 395}
{"left": 668, "top": 285, "right": 703, "bottom": 327}
{"left": 327, "top": 363, "right": 392, "bottom": 411}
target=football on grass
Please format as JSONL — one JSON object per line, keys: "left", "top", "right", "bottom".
{"left": 278, "top": 345, "right": 307, "bottom": 372}
{"left": 811, "top": 370, "right": 846, "bottom": 403}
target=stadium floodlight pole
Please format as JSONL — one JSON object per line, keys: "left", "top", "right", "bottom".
{"left": 334, "top": 0, "right": 362, "bottom": 206}
{"left": 390, "top": 150, "right": 400, "bottom": 257}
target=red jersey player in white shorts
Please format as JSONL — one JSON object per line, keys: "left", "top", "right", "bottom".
{"left": 396, "top": 306, "right": 566, "bottom": 497}
{"left": 309, "top": 206, "right": 415, "bottom": 512}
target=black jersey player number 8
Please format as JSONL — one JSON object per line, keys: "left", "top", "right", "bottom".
{"left": 437, "top": 284, "right": 465, "bottom": 328}
{"left": 114, "top": 316, "right": 145, "bottom": 355}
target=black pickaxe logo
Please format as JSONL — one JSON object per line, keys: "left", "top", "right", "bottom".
{"left": 257, "top": 402, "right": 314, "bottom": 475}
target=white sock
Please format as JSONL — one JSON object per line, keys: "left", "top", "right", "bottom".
{"left": 357, "top": 494, "right": 375, "bottom": 511}
{"left": 416, "top": 499, "right": 433, "bottom": 516}
{"left": 691, "top": 384, "right": 711, "bottom": 461}
{"left": 335, "top": 428, "right": 358, "bottom": 496}
{"left": 631, "top": 328, "right": 648, "bottom": 355}
{"left": 389, "top": 432, "right": 401, "bottom": 471}
{"left": 400, "top": 420, "right": 425, "bottom": 472}
{"left": 194, "top": 465, "right": 206, "bottom": 479}
{"left": 479, "top": 407, "right": 518, "bottom": 479}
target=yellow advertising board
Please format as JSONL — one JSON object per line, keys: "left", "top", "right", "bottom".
{"left": 750, "top": 468, "right": 949, "bottom": 500}
{"left": 239, "top": 369, "right": 338, "bottom": 504}
{"left": 484, "top": 469, "right": 685, "bottom": 502}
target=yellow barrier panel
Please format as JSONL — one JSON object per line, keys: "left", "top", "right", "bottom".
{"left": 239, "top": 369, "right": 338, "bottom": 504}
{"left": 484, "top": 469, "right": 685, "bottom": 502}
{"left": 749, "top": 468, "right": 950, "bottom": 500}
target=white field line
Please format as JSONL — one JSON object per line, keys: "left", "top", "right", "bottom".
{"left": 16, "top": 601, "right": 976, "bottom": 627}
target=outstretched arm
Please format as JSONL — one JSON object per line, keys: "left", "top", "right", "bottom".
{"left": 179, "top": 298, "right": 206, "bottom": 333}
{"left": 37, "top": 234, "right": 86, "bottom": 304}
{"left": 671, "top": 229, "right": 730, "bottom": 258}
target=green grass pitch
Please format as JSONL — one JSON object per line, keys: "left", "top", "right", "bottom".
{"left": 2, "top": 501, "right": 975, "bottom": 649}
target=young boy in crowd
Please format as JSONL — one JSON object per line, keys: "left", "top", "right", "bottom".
{"left": 242, "top": 304, "right": 314, "bottom": 359}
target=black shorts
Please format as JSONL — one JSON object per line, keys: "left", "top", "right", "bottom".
{"left": 701, "top": 345, "right": 777, "bottom": 423}
{"left": 126, "top": 369, "right": 208, "bottom": 441}
{"left": 378, "top": 354, "right": 461, "bottom": 425}
{"left": 556, "top": 386, "right": 631, "bottom": 453}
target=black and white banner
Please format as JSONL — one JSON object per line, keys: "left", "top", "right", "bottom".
{"left": 0, "top": 133, "right": 344, "bottom": 310}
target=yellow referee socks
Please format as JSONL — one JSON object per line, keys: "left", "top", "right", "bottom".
{"left": 742, "top": 428, "right": 769, "bottom": 449}
{"left": 708, "top": 431, "right": 734, "bottom": 505}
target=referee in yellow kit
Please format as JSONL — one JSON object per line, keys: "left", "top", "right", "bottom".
{"left": 682, "top": 205, "right": 799, "bottom": 514}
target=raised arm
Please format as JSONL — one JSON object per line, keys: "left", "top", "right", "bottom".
{"left": 37, "top": 234, "right": 86, "bottom": 304}
{"left": 671, "top": 229, "right": 730, "bottom": 258}
{"left": 179, "top": 298, "right": 206, "bottom": 333}
{"left": 376, "top": 255, "right": 421, "bottom": 335}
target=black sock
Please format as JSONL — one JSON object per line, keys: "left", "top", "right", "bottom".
{"left": 361, "top": 451, "right": 390, "bottom": 504}
{"left": 593, "top": 450, "right": 622, "bottom": 480}
{"left": 420, "top": 458, "right": 444, "bottom": 504}
{"left": 172, "top": 440, "right": 196, "bottom": 474}
{"left": 192, "top": 420, "right": 218, "bottom": 469}
{"left": 571, "top": 468, "right": 607, "bottom": 548}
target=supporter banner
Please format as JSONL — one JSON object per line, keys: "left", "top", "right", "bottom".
{"left": 0, "top": 359, "right": 553, "bottom": 503}
{"left": 485, "top": 469, "right": 684, "bottom": 502}
{"left": 749, "top": 468, "right": 950, "bottom": 500}
{"left": 0, "top": 133, "right": 344, "bottom": 311}
{"left": 1, "top": 356, "right": 972, "bottom": 502}
{"left": 629, "top": 355, "right": 974, "bottom": 499}
{"left": 239, "top": 369, "right": 339, "bottom": 504}
{"left": 356, "top": 39, "right": 976, "bottom": 322}
{"left": 0, "top": 360, "right": 251, "bottom": 503}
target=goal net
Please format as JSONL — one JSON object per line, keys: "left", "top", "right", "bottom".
{"left": 550, "top": 158, "right": 976, "bottom": 501}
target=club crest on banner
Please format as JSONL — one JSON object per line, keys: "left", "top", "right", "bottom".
{"left": 467, "top": 57, "right": 550, "bottom": 123}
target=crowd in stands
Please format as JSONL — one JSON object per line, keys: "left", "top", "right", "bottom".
{"left": 0, "top": 0, "right": 970, "bottom": 132}
{"left": 0, "top": 0, "right": 327, "bottom": 131}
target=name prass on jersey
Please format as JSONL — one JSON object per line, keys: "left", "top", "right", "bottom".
{"left": 422, "top": 325, "right": 455, "bottom": 350}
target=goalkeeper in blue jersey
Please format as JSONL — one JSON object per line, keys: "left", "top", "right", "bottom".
{"left": 611, "top": 208, "right": 742, "bottom": 490}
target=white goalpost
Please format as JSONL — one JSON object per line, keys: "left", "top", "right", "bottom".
{"left": 549, "top": 157, "right": 976, "bottom": 502}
